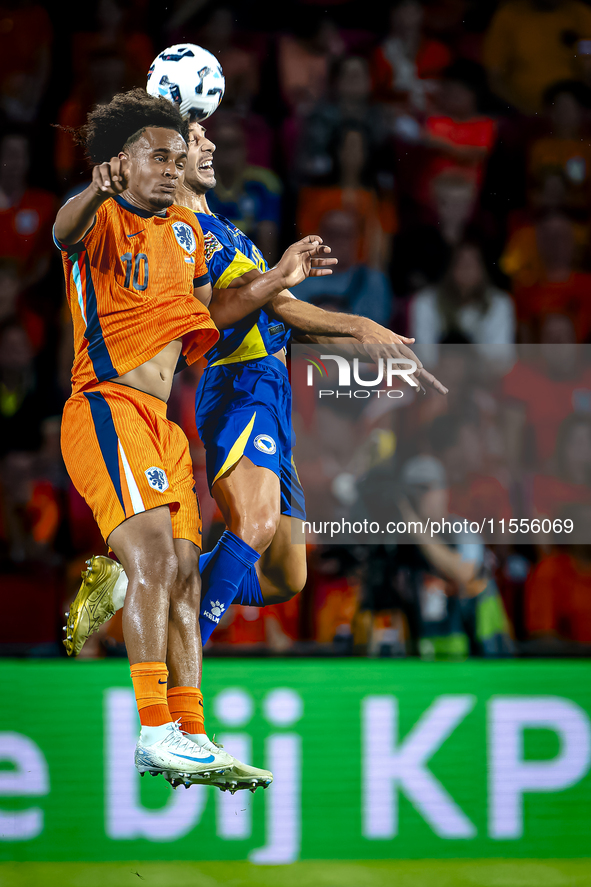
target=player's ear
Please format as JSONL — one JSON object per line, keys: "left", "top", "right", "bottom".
{"left": 118, "top": 150, "right": 130, "bottom": 162}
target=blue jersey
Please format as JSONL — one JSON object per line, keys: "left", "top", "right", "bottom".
{"left": 196, "top": 213, "right": 292, "bottom": 367}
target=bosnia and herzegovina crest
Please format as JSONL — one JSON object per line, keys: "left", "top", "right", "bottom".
{"left": 172, "top": 221, "right": 196, "bottom": 253}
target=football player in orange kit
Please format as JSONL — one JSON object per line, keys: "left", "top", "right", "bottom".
{"left": 55, "top": 89, "right": 336, "bottom": 789}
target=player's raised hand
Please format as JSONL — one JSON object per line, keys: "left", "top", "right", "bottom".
{"left": 91, "top": 157, "right": 130, "bottom": 197}
{"left": 354, "top": 318, "right": 449, "bottom": 396}
{"left": 277, "top": 235, "right": 338, "bottom": 289}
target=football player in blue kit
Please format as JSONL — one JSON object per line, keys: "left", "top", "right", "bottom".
{"left": 65, "top": 118, "right": 447, "bottom": 655}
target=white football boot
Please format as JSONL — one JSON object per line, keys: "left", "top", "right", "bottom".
{"left": 135, "top": 721, "right": 233, "bottom": 787}
{"left": 186, "top": 733, "right": 273, "bottom": 794}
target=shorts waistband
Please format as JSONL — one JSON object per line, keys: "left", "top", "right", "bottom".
{"left": 82, "top": 381, "right": 168, "bottom": 417}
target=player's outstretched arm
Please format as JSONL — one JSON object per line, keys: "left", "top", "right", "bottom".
{"left": 54, "top": 157, "right": 129, "bottom": 245}
{"left": 267, "top": 294, "right": 448, "bottom": 396}
{"left": 206, "top": 235, "right": 337, "bottom": 329}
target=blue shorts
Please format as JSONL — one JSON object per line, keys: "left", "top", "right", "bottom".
{"left": 194, "top": 356, "right": 306, "bottom": 520}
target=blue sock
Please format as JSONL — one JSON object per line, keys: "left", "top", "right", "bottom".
{"left": 198, "top": 531, "right": 260, "bottom": 644}
{"left": 233, "top": 564, "right": 264, "bottom": 607}
{"left": 200, "top": 552, "right": 264, "bottom": 607}
{"left": 198, "top": 550, "right": 213, "bottom": 575}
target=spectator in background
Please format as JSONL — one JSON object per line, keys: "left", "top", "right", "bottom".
{"left": 291, "top": 209, "right": 394, "bottom": 325}
{"left": 0, "top": 133, "right": 55, "bottom": 288}
{"left": 70, "top": 0, "right": 153, "bottom": 87}
{"left": 409, "top": 242, "right": 516, "bottom": 354}
{"left": 0, "top": 0, "right": 52, "bottom": 123}
{"left": 396, "top": 455, "right": 513, "bottom": 658}
{"left": 297, "top": 123, "right": 397, "bottom": 268}
{"left": 532, "top": 413, "right": 591, "bottom": 521}
{"left": 502, "top": 313, "right": 591, "bottom": 470}
{"left": 55, "top": 50, "right": 129, "bottom": 189}
{"left": 421, "top": 60, "right": 497, "bottom": 203}
{"left": 277, "top": 15, "right": 344, "bottom": 114}
{"left": 206, "top": 114, "right": 282, "bottom": 265}
{"left": 529, "top": 80, "right": 591, "bottom": 213}
{"left": 0, "top": 259, "right": 44, "bottom": 353}
{"left": 503, "top": 204, "right": 587, "bottom": 288}
{"left": 371, "top": 0, "right": 451, "bottom": 112}
{"left": 483, "top": 0, "right": 591, "bottom": 114}
{"left": 390, "top": 171, "right": 479, "bottom": 296}
{"left": 503, "top": 211, "right": 591, "bottom": 341}
{"left": 296, "top": 55, "right": 386, "bottom": 182}
{"left": 427, "top": 413, "right": 513, "bottom": 527}
{"left": 0, "top": 449, "right": 60, "bottom": 564}
{"left": 0, "top": 322, "right": 57, "bottom": 458}
{"left": 196, "top": 6, "right": 272, "bottom": 169}
{"left": 524, "top": 541, "right": 591, "bottom": 653}
{"left": 200, "top": 7, "right": 260, "bottom": 111}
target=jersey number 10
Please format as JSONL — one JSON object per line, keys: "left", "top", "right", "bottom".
{"left": 120, "top": 253, "right": 149, "bottom": 292}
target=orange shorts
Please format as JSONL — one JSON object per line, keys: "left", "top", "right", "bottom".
{"left": 61, "top": 381, "right": 201, "bottom": 547}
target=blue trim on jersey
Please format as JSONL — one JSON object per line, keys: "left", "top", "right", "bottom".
{"left": 194, "top": 271, "right": 211, "bottom": 287}
{"left": 84, "top": 391, "right": 124, "bottom": 510}
{"left": 52, "top": 221, "right": 94, "bottom": 253}
{"left": 82, "top": 252, "right": 117, "bottom": 380}
{"left": 52, "top": 224, "right": 63, "bottom": 250}
{"left": 114, "top": 195, "right": 167, "bottom": 219}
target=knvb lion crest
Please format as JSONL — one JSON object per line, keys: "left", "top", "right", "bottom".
{"left": 172, "top": 221, "right": 196, "bottom": 254}
{"left": 145, "top": 466, "right": 169, "bottom": 492}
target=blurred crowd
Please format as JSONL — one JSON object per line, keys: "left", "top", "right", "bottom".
{"left": 2, "top": 0, "right": 591, "bottom": 658}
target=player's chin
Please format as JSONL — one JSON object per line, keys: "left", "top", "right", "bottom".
{"left": 198, "top": 170, "right": 216, "bottom": 190}
{"left": 151, "top": 192, "right": 176, "bottom": 209}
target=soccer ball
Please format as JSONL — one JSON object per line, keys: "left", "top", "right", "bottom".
{"left": 146, "top": 44, "right": 225, "bottom": 121}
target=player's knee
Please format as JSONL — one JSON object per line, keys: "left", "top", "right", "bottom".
{"left": 170, "top": 547, "right": 200, "bottom": 608}
{"left": 176, "top": 546, "right": 199, "bottom": 586}
{"left": 233, "top": 507, "right": 281, "bottom": 554}
{"left": 127, "top": 548, "right": 179, "bottom": 599}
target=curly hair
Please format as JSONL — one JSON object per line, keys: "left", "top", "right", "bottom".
{"left": 71, "top": 88, "right": 189, "bottom": 165}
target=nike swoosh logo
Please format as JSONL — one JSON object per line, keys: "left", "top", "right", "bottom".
{"left": 158, "top": 679, "right": 167, "bottom": 684}
{"left": 173, "top": 753, "right": 215, "bottom": 763}
{"left": 127, "top": 229, "right": 145, "bottom": 238}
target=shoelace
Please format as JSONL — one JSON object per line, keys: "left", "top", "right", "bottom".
{"left": 162, "top": 720, "right": 208, "bottom": 755}
{"left": 177, "top": 724, "right": 225, "bottom": 753}
{"left": 194, "top": 736, "right": 224, "bottom": 754}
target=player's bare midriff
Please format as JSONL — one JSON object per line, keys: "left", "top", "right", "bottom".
{"left": 111, "top": 343, "right": 286, "bottom": 403}
{"left": 111, "top": 338, "right": 183, "bottom": 402}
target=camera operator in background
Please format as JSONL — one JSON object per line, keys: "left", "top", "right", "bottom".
{"left": 358, "top": 455, "right": 513, "bottom": 659}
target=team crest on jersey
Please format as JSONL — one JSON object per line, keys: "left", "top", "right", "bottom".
{"left": 145, "top": 467, "right": 169, "bottom": 492}
{"left": 203, "top": 230, "right": 224, "bottom": 263}
{"left": 172, "top": 222, "right": 196, "bottom": 254}
{"left": 254, "top": 434, "right": 276, "bottom": 455}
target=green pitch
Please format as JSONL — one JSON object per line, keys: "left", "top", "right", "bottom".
{"left": 1, "top": 860, "right": 591, "bottom": 887}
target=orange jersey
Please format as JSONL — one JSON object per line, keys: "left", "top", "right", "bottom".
{"left": 54, "top": 195, "right": 219, "bottom": 395}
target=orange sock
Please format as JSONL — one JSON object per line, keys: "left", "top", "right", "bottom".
{"left": 168, "top": 686, "right": 205, "bottom": 735}
{"left": 130, "top": 661, "right": 171, "bottom": 727}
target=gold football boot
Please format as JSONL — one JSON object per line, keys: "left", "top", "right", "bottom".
{"left": 63, "top": 555, "right": 123, "bottom": 656}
